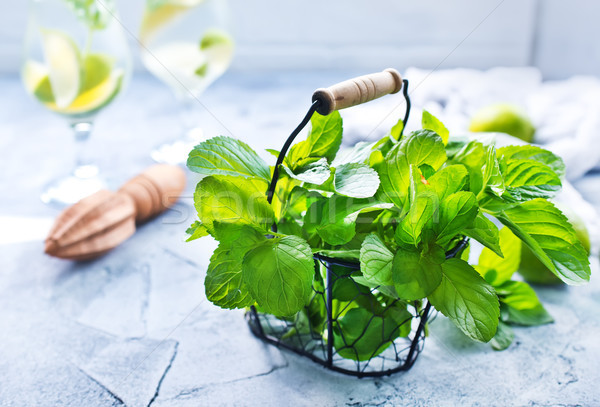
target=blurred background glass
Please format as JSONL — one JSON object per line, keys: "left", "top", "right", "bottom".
{"left": 139, "top": 0, "right": 233, "bottom": 165}
{"left": 21, "top": 0, "right": 131, "bottom": 206}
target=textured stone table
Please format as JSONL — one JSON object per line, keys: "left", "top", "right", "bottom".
{"left": 1, "top": 72, "right": 599, "bottom": 407}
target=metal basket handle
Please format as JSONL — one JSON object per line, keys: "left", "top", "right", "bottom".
{"left": 267, "top": 69, "right": 411, "bottom": 204}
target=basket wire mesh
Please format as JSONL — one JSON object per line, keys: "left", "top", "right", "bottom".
{"left": 246, "top": 241, "right": 466, "bottom": 377}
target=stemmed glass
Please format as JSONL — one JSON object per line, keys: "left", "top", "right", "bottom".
{"left": 139, "top": 0, "right": 234, "bottom": 164}
{"left": 22, "top": 0, "right": 131, "bottom": 205}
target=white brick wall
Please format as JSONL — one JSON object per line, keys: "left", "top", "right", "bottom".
{"left": 1, "top": 0, "right": 598, "bottom": 79}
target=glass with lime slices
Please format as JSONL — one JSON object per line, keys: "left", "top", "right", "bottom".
{"left": 22, "top": 0, "right": 131, "bottom": 205}
{"left": 139, "top": 0, "right": 234, "bottom": 164}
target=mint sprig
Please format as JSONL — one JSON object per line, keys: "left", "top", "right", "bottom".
{"left": 63, "top": 0, "right": 115, "bottom": 30}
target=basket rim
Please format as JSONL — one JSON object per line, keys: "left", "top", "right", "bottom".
{"left": 312, "top": 236, "right": 469, "bottom": 269}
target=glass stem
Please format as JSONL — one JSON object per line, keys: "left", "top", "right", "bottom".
{"left": 179, "top": 96, "right": 201, "bottom": 139}
{"left": 72, "top": 121, "right": 98, "bottom": 179}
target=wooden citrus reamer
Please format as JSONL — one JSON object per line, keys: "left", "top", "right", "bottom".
{"left": 45, "top": 164, "right": 186, "bottom": 260}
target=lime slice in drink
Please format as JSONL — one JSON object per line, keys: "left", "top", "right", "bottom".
{"left": 40, "top": 29, "right": 81, "bottom": 109}
{"left": 63, "top": 68, "right": 124, "bottom": 116}
{"left": 23, "top": 53, "right": 122, "bottom": 117}
{"left": 200, "top": 28, "right": 233, "bottom": 50}
{"left": 199, "top": 29, "right": 234, "bottom": 76}
{"left": 80, "top": 53, "right": 114, "bottom": 93}
{"left": 22, "top": 60, "right": 55, "bottom": 105}
{"left": 140, "top": 0, "right": 204, "bottom": 43}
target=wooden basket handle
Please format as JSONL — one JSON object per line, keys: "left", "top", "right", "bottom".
{"left": 311, "top": 68, "right": 403, "bottom": 115}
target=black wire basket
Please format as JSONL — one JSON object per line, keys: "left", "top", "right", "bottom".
{"left": 246, "top": 71, "right": 466, "bottom": 377}
{"left": 246, "top": 240, "right": 466, "bottom": 378}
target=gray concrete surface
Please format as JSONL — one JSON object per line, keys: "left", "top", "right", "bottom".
{"left": 0, "top": 73, "right": 599, "bottom": 406}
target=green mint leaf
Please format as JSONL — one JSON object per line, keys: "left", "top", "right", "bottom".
{"left": 194, "top": 175, "right": 273, "bottom": 233}
{"left": 422, "top": 110, "right": 449, "bottom": 144}
{"left": 330, "top": 277, "right": 383, "bottom": 315}
{"left": 334, "top": 163, "right": 380, "bottom": 198}
{"left": 385, "top": 304, "right": 413, "bottom": 337}
{"left": 377, "top": 130, "right": 446, "bottom": 211}
{"left": 370, "top": 136, "right": 396, "bottom": 161}
{"left": 265, "top": 148, "right": 280, "bottom": 158}
{"left": 316, "top": 196, "right": 387, "bottom": 246}
{"left": 390, "top": 118, "right": 404, "bottom": 140}
{"left": 360, "top": 233, "right": 394, "bottom": 286}
{"left": 303, "top": 196, "right": 327, "bottom": 238}
{"left": 428, "top": 258, "right": 500, "bottom": 342}
{"left": 427, "top": 164, "right": 468, "bottom": 200}
{"left": 495, "top": 199, "right": 590, "bottom": 285}
{"left": 185, "top": 221, "right": 209, "bottom": 242}
{"left": 400, "top": 130, "right": 447, "bottom": 169}
{"left": 314, "top": 249, "right": 360, "bottom": 262}
{"left": 478, "top": 193, "right": 519, "bottom": 213}
{"left": 273, "top": 217, "right": 304, "bottom": 236}
{"left": 445, "top": 139, "right": 468, "bottom": 159}
{"left": 332, "top": 307, "right": 400, "bottom": 361}
{"left": 352, "top": 276, "right": 399, "bottom": 299}
{"left": 242, "top": 235, "right": 314, "bottom": 316}
{"left": 463, "top": 213, "right": 502, "bottom": 257}
{"left": 187, "top": 136, "right": 271, "bottom": 181}
{"left": 284, "top": 186, "right": 322, "bottom": 219}
{"left": 331, "top": 276, "right": 371, "bottom": 301}
{"left": 452, "top": 141, "right": 485, "bottom": 194}
{"left": 205, "top": 224, "right": 266, "bottom": 309}
{"left": 287, "top": 111, "right": 343, "bottom": 168}
{"left": 392, "top": 245, "right": 445, "bottom": 300}
{"left": 490, "top": 321, "right": 514, "bottom": 351}
{"left": 407, "top": 164, "right": 427, "bottom": 205}
{"left": 497, "top": 281, "right": 554, "bottom": 326}
{"left": 282, "top": 157, "right": 331, "bottom": 185}
{"left": 501, "top": 159, "right": 561, "bottom": 201}
{"left": 475, "top": 227, "right": 521, "bottom": 285}
{"left": 395, "top": 191, "right": 437, "bottom": 248}
{"left": 332, "top": 141, "right": 376, "bottom": 167}
{"left": 419, "top": 163, "right": 436, "bottom": 179}
{"left": 453, "top": 141, "right": 503, "bottom": 197}
{"left": 483, "top": 145, "right": 505, "bottom": 197}
{"left": 435, "top": 191, "right": 479, "bottom": 246}
{"left": 497, "top": 145, "right": 565, "bottom": 179}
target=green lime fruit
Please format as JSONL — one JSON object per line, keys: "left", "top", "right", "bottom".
{"left": 469, "top": 103, "right": 535, "bottom": 143}
{"left": 518, "top": 203, "right": 591, "bottom": 284}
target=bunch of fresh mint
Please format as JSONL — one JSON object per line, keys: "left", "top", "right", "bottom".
{"left": 186, "top": 110, "right": 590, "bottom": 355}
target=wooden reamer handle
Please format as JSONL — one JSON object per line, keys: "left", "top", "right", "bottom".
{"left": 311, "top": 68, "right": 403, "bottom": 115}
{"left": 118, "top": 164, "right": 186, "bottom": 223}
